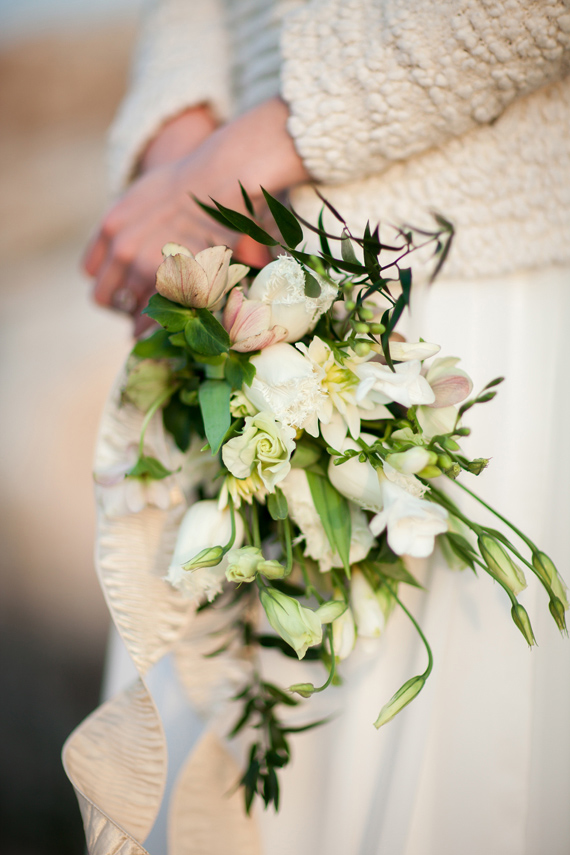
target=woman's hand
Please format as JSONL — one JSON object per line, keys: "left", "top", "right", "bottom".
{"left": 83, "top": 97, "right": 310, "bottom": 336}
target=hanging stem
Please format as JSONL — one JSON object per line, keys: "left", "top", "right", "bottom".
{"left": 452, "top": 479, "right": 538, "bottom": 553}
{"left": 251, "top": 499, "right": 261, "bottom": 550}
{"left": 312, "top": 626, "right": 337, "bottom": 693}
{"left": 391, "top": 590, "right": 433, "bottom": 680}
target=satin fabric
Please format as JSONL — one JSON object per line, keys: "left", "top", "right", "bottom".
{"left": 69, "top": 265, "right": 570, "bottom": 855}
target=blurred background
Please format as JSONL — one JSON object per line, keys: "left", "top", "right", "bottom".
{"left": 0, "top": 2, "right": 143, "bottom": 852}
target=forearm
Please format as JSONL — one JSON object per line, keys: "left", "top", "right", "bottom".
{"left": 138, "top": 104, "right": 218, "bottom": 173}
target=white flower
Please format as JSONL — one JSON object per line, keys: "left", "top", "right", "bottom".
{"left": 385, "top": 447, "right": 435, "bottom": 475}
{"left": 222, "top": 287, "right": 288, "bottom": 352}
{"left": 166, "top": 500, "right": 244, "bottom": 602}
{"left": 296, "top": 336, "right": 391, "bottom": 448}
{"left": 156, "top": 243, "right": 249, "bottom": 309}
{"left": 382, "top": 461, "right": 427, "bottom": 499}
{"left": 355, "top": 359, "right": 435, "bottom": 409}
{"left": 94, "top": 444, "right": 173, "bottom": 517}
{"left": 222, "top": 411, "right": 296, "bottom": 491}
{"left": 385, "top": 340, "right": 441, "bottom": 362}
{"left": 416, "top": 405, "right": 458, "bottom": 438}
{"left": 259, "top": 587, "right": 323, "bottom": 659}
{"left": 248, "top": 255, "right": 338, "bottom": 342}
{"left": 327, "top": 434, "right": 384, "bottom": 513}
{"left": 331, "top": 601, "right": 356, "bottom": 660}
{"left": 244, "top": 342, "right": 325, "bottom": 436}
{"left": 423, "top": 357, "right": 473, "bottom": 408}
{"left": 350, "top": 569, "right": 388, "bottom": 638}
{"left": 369, "top": 480, "right": 448, "bottom": 558}
{"left": 225, "top": 546, "right": 264, "bottom": 583}
{"left": 279, "top": 468, "right": 375, "bottom": 572}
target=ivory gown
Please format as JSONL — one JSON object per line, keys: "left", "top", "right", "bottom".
{"left": 66, "top": 1, "right": 570, "bottom": 853}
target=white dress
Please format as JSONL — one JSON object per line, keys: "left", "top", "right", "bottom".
{"left": 64, "top": 2, "right": 570, "bottom": 853}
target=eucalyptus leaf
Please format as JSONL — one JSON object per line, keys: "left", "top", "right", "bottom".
{"left": 261, "top": 187, "right": 304, "bottom": 248}
{"left": 341, "top": 229, "right": 359, "bottom": 264}
{"left": 306, "top": 472, "right": 352, "bottom": 573}
{"left": 198, "top": 380, "right": 231, "bottom": 454}
{"left": 142, "top": 294, "right": 192, "bottom": 332}
{"left": 304, "top": 269, "right": 321, "bottom": 298}
{"left": 211, "top": 199, "right": 279, "bottom": 246}
{"left": 239, "top": 181, "right": 256, "bottom": 216}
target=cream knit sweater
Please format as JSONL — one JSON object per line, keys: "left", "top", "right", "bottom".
{"left": 109, "top": 0, "right": 570, "bottom": 279}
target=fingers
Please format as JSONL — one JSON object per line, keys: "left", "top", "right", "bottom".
{"left": 82, "top": 229, "right": 109, "bottom": 277}
{"left": 234, "top": 235, "right": 273, "bottom": 268}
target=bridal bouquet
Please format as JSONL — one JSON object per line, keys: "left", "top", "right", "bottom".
{"left": 95, "top": 188, "right": 568, "bottom": 814}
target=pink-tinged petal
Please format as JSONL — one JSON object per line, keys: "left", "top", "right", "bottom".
{"left": 231, "top": 301, "right": 272, "bottom": 341}
{"left": 429, "top": 374, "right": 473, "bottom": 407}
{"left": 231, "top": 325, "right": 288, "bottom": 353}
{"left": 195, "top": 245, "right": 232, "bottom": 305}
{"left": 223, "top": 287, "right": 245, "bottom": 332}
{"left": 155, "top": 253, "right": 209, "bottom": 307}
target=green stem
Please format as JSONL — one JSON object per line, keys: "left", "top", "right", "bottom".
{"left": 251, "top": 499, "right": 261, "bottom": 550}
{"left": 283, "top": 517, "right": 294, "bottom": 574}
{"left": 295, "top": 547, "right": 325, "bottom": 605}
{"left": 452, "top": 479, "right": 537, "bottom": 552}
{"left": 138, "top": 384, "right": 179, "bottom": 457}
{"left": 312, "top": 626, "right": 336, "bottom": 693}
{"left": 221, "top": 497, "right": 237, "bottom": 554}
{"left": 391, "top": 590, "right": 433, "bottom": 680}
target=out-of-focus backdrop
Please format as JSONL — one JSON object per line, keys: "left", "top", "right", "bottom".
{"left": 0, "top": 2, "right": 143, "bottom": 852}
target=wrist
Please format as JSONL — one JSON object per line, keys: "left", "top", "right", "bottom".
{"left": 139, "top": 103, "right": 218, "bottom": 172}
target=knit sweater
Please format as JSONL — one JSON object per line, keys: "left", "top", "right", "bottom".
{"left": 109, "top": 0, "right": 570, "bottom": 279}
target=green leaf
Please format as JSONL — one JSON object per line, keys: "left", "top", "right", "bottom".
{"left": 142, "top": 294, "right": 192, "bottom": 332}
{"left": 224, "top": 350, "right": 256, "bottom": 388}
{"left": 239, "top": 181, "right": 256, "bottom": 217}
{"left": 340, "top": 229, "right": 359, "bottom": 264}
{"left": 163, "top": 393, "right": 197, "bottom": 451}
{"left": 132, "top": 328, "right": 182, "bottom": 359}
{"left": 267, "top": 487, "right": 289, "bottom": 520}
{"left": 198, "top": 380, "right": 231, "bottom": 454}
{"left": 306, "top": 472, "right": 352, "bottom": 574}
{"left": 291, "top": 440, "right": 322, "bottom": 470}
{"left": 304, "top": 269, "right": 321, "bottom": 298}
{"left": 210, "top": 199, "right": 279, "bottom": 246}
{"left": 261, "top": 187, "right": 304, "bottom": 248}
{"left": 376, "top": 561, "right": 423, "bottom": 588}
{"left": 127, "top": 455, "right": 173, "bottom": 480}
{"left": 262, "top": 682, "right": 299, "bottom": 706}
{"left": 185, "top": 309, "right": 230, "bottom": 356}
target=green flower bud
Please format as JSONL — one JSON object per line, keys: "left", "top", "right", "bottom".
{"left": 437, "top": 453, "right": 454, "bottom": 471}
{"left": 443, "top": 437, "right": 460, "bottom": 451}
{"left": 446, "top": 463, "right": 461, "bottom": 479}
{"left": 374, "top": 675, "right": 425, "bottom": 729}
{"left": 345, "top": 300, "right": 356, "bottom": 312}
{"left": 225, "top": 545, "right": 263, "bottom": 583}
{"left": 257, "top": 559, "right": 289, "bottom": 580}
{"left": 532, "top": 552, "right": 569, "bottom": 609}
{"left": 549, "top": 598, "right": 568, "bottom": 634}
{"left": 359, "top": 307, "right": 375, "bottom": 321}
{"left": 511, "top": 603, "right": 536, "bottom": 647}
{"left": 288, "top": 683, "right": 315, "bottom": 698}
{"left": 353, "top": 322, "right": 370, "bottom": 334}
{"left": 315, "top": 599, "right": 347, "bottom": 625}
{"left": 417, "top": 465, "right": 442, "bottom": 479}
{"left": 467, "top": 458, "right": 489, "bottom": 475}
{"left": 182, "top": 545, "right": 224, "bottom": 571}
{"left": 368, "top": 322, "right": 386, "bottom": 335}
{"left": 354, "top": 341, "right": 371, "bottom": 357}
{"left": 478, "top": 535, "right": 527, "bottom": 596}
{"left": 455, "top": 427, "right": 471, "bottom": 436}
{"left": 259, "top": 588, "right": 323, "bottom": 659}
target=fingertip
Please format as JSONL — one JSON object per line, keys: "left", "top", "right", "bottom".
{"left": 82, "top": 234, "right": 107, "bottom": 277}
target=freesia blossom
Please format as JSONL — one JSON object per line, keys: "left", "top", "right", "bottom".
{"left": 259, "top": 587, "right": 323, "bottom": 659}
{"left": 222, "top": 411, "right": 296, "bottom": 491}
{"left": 384, "top": 340, "right": 441, "bottom": 362}
{"left": 156, "top": 243, "right": 249, "bottom": 309}
{"left": 279, "top": 468, "right": 375, "bottom": 571}
{"left": 94, "top": 444, "right": 173, "bottom": 517}
{"left": 327, "top": 434, "right": 384, "bottom": 513}
{"left": 355, "top": 359, "right": 435, "bottom": 409}
{"left": 385, "top": 447, "right": 437, "bottom": 476}
{"left": 369, "top": 480, "right": 448, "bottom": 558}
{"left": 296, "top": 337, "right": 391, "bottom": 447}
{"left": 166, "top": 500, "right": 244, "bottom": 602}
{"left": 423, "top": 357, "right": 473, "bottom": 408}
{"left": 222, "top": 287, "right": 288, "bottom": 352}
{"left": 248, "top": 255, "right": 337, "bottom": 342}
{"left": 244, "top": 342, "right": 325, "bottom": 436}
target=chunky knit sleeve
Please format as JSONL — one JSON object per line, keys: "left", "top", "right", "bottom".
{"left": 108, "top": 0, "right": 231, "bottom": 192}
{"left": 281, "top": 0, "right": 570, "bottom": 183}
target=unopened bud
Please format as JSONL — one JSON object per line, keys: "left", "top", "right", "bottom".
{"left": 369, "top": 322, "right": 386, "bottom": 335}
{"left": 316, "top": 599, "right": 347, "bottom": 624}
{"left": 532, "top": 552, "right": 569, "bottom": 609}
{"left": 182, "top": 545, "right": 224, "bottom": 571}
{"left": 353, "top": 322, "right": 370, "bottom": 334}
{"left": 455, "top": 427, "right": 471, "bottom": 436}
{"left": 549, "top": 597, "right": 568, "bottom": 634}
{"left": 345, "top": 300, "right": 356, "bottom": 312}
{"left": 478, "top": 535, "right": 527, "bottom": 596}
{"left": 257, "top": 559, "right": 289, "bottom": 580}
{"left": 437, "top": 453, "right": 454, "bottom": 471}
{"left": 467, "top": 458, "right": 489, "bottom": 475}
{"left": 354, "top": 341, "right": 371, "bottom": 357}
{"left": 511, "top": 603, "right": 536, "bottom": 647}
{"left": 446, "top": 463, "right": 462, "bottom": 480}
{"left": 443, "top": 437, "right": 460, "bottom": 451}
{"left": 289, "top": 683, "right": 315, "bottom": 698}
{"left": 417, "top": 465, "right": 442, "bottom": 479}
{"left": 374, "top": 675, "right": 425, "bottom": 729}
{"left": 359, "top": 307, "right": 375, "bottom": 320}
